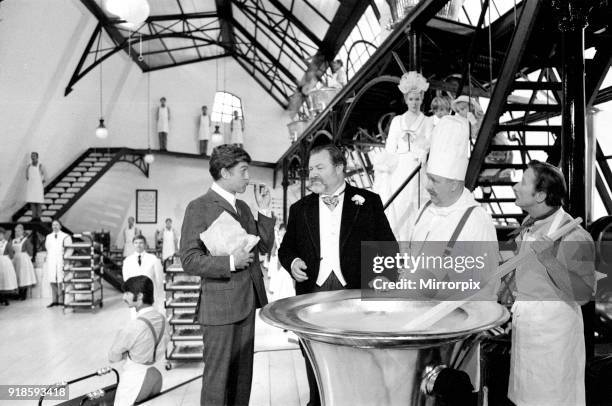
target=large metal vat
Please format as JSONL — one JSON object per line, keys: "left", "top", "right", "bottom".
{"left": 260, "top": 290, "right": 509, "bottom": 406}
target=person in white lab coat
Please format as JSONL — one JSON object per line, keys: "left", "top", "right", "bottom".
{"left": 508, "top": 160, "right": 595, "bottom": 406}
{"left": 198, "top": 105, "right": 211, "bottom": 156}
{"left": 44, "top": 220, "right": 72, "bottom": 307}
{"left": 159, "top": 218, "right": 178, "bottom": 269}
{"left": 406, "top": 115, "right": 499, "bottom": 401}
{"left": 122, "top": 235, "right": 165, "bottom": 316}
{"left": 122, "top": 216, "right": 141, "bottom": 258}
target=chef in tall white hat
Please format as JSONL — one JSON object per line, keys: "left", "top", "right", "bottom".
{"left": 406, "top": 114, "right": 500, "bottom": 392}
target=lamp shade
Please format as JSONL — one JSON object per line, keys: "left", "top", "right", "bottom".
{"left": 95, "top": 118, "right": 108, "bottom": 139}
{"left": 211, "top": 128, "right": 223, "bottom": 144}
{"left": 104, "top": 0, "right": 150, "bottom": 29}
{"left": 144, "top": 153, "right": 155, "bottom": 164}
{"left": 287, "top": 119, "right": 309, "bottom": 143}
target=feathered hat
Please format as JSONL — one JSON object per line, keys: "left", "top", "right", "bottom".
{"left": 397, "top": 71, "right": 429, "bottom": 94}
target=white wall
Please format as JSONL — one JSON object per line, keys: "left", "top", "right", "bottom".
{"left": 0, "top": 0, "right": 292, "bottom": 221}
{"left": 61, "top": 154, "right": 276, "bottom": 247}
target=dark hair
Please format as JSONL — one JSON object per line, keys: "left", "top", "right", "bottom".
{"left": 133, "top": 234, "right": 147, "bottom": 244}
{"left": 309, "top": 143, "right": 346, "bottom": 169}
{"left": 123, "top": 275, "right": 154, "bottom": 305}
{"left": 527, "top": 160, "right": 566, "bottom": 207}
{"left": 165, "top": 218, "right": 172, "bottom": 223}
{"left": 334, "top": 59, "right": 343, "bottom": 66}
{"left": 160, "top": 97, "right": 166, "bottom": 102}
{"left": 209, "top": 144, "right": 252, "bottom": 180}
{"left": 31, "top": 152, "right": 39, "bottom": 157}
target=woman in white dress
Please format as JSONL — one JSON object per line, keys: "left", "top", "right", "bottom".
{"left": 373, "top": 71, "right": 433, "bottom": 241}
{"left": 12, "top": 224, "right": 37, "bottom": 299}
{"left": 0, "top": 228, "right": 18, "bottom": 305}
{"left": 230, "top": 110, "right": 244, "bottom": 148}
{"left": 25, "top": 152, "right": 46, "bottom": 220}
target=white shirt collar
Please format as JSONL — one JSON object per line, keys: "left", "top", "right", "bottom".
{"left": 136, "top": 306, "right": 156, "bottom": 316}
{"left": 320, "top": 182, "right": 346, "bottom": 198}
{"left": 212, "top": 182, "right": 237, "bottom": 209}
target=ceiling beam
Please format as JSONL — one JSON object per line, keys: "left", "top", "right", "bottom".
{"left": 146, "top": 12, "right": 218, "bottom": 21}
{"left": 79, "top": 0, "right": 148, "bottom": 70}
{"left": 232, "top": 19, "right": 298, "bottom": 84}
{"left": 266, "top": 0, "right": 323, "bottom": 48}
{"left": 319, "top": 0, "right": 371, "bottom": 60}
{"left": 215, "top": 0, "right": 236, "bottom": 53}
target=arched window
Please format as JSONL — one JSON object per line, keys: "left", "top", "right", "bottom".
{"left": 211, "top": 91, "right": 243, "bottom": 123}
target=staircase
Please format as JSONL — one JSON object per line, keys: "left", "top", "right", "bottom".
{"left": 12, "top": 148, "right": 148, "bottom": 223}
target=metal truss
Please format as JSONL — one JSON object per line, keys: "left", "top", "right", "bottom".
{"left": 117, "top": 151, "right": 150, "bottom": 178}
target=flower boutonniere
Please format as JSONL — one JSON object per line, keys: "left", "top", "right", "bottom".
{"left": 352, "top": 194, "right": 365, "bottom": 206}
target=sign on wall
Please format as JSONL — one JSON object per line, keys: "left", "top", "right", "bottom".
{"left": 136, "top": 189, "right": 158, "bottom": 224}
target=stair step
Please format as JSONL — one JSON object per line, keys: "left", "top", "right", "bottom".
{"left": 55, "top": 198, "right": 69, "bottom": 204}
{"left": 477, "top": 198, "right": 517, "bottom": 203}
{"left": 488, "top": 145, "right": 553, "bottom": 151}
{"left": 88, "top": 166, "right": 102, "bottom": 172}
{"left": 77, "top": 177, "right": 92, "bottom": 183}
{"left": 80, "top": 162, "right": 93, "bottom": 167}
{"left": 481, "top": 163, "right": 527, "bottom": 169}
{"left": 84, "top": 172, "right": 98, "bottom": 177}
{"left": 89, "top": 152, "right": 104, "bottom": 157}
{"left": 491, "top": 213, "right": 526, "bottom": 219}
{"left": 72, "top": 182, "right": 86, "bottom": 187}
{"left": 18, "top": 216, "right": 31, "bottom": 222}
{"left": 41, "top": 216, "right": 53, "bottom": 222}
{"left": 61, "top": 193, "right": 75, "bottom": 199}
{"left": 51, "top": 187, "right": 66, "bottom": 194}
{"left": 42, "top": 210, "right": 56, "bottom": 216}
{"left": 496, "top": 124, "right": 561, "bottom": 133}
{"left": 67, "top": 187, "right": 81, "bottom": 193}
{"left": 93, "top": 162, "right": 107, "bottom": 167}
{"left": 44, "top": 198, "right": 54, "bottom": 205}
{"left": 513, "top": 81, "right": 562, "bottom": 90}
{"left": 56, "top": 182, "right": 72, "bottom": 188}
{"left": 48, "top": 204, "right": 63, "bottom": 210}
{"left": 478, "top": 180, "right": 517, "bottom": 186}
{"left": 98, "top": 157, "right": 113, "bottom": 162}
{"left": 25, "top": 210, "right": 32, "bottom": 216}
{"left": 45, "top": 193, "right": 60, "bottom": 199}
{"left": 67, "top": 171, "right": 82, "bottom": 177}
{"left": 504, "top": 103, "right": 561, "bottom": 112}
{"left": 62, "top": 177, "right": 77, "bottom": 183}
{"left": 83, "top": 157, "right": 98, "bottom": 162}
{"left": 74, "top": 167, "right": 87, "bottom": 172}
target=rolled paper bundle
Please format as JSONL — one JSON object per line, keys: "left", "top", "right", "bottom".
{"left": 402, "top": 217, "right": 583, "bottom": 331}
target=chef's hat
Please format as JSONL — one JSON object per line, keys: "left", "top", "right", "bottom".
{"left": 426, "top": 115, "right": 470, "bottom": 181}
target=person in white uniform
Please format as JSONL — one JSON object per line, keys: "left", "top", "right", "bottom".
{"left": 373, "top": 71, "right": 433, "bottom": 241}
{"left": 122, "top": 216, "right": 141, "bottom": 258}
{"left": 12, "top": 224, "right": 37, "bottom": 299}
{"left": 0, "top": 228, "right": 18, "bottom": 305}
{"left": 328, "top": 59, "right": 347, "bottom": 89}
{"left": 160, "top": 218, "right": 178, "bottom": 269}
{"left": 25, "top": 151, "right": 46, "bottom": 220}
{"left": 230, "top": 110, "right": 244, "bottom": 148}
{"left": 198, "top": 105, "right": 211, "bottom": 156}
{"left": 156, "top": 97, "right": 170, "bottom": 151}
{"left": 122, "top": 235, "right": 165, "bottom": 316}
{"left": 508, "top": 160, "right": 595, "bottom": 406}
{"left": 44, "top": 220, "right": 72, "bottom": 307}
{"left": 109, "top": 275, "right": 167, "bottom": 406}
{"left": 406, "top": 116, "right": 499, "bottom": 401}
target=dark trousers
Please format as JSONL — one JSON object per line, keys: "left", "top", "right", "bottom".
{"left": 199, "top": 140, "right": 208, "bottom": 156}
{"left": 158, "top": 132, "right": 168, "bottom": 151}
{"left": 201, "top": 308, "right": 256, "bottom": 406}
{"left": 301, "top": 272, "right": 345, "bottom": 406}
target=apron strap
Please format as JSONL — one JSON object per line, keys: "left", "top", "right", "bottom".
{"left": 137, "top": 316, "right": 165, "bottom": 365}
{"left": 414, "top": 200, "right": 433, "bottom": 226}
{"left": 443, "top": 205, "right": 477, "bottom": 256}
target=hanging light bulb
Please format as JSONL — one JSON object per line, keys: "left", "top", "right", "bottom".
{"left": 144, "top": 152, "right": 155, "bottom": 164}
{"left": 96, "top": 119, "right": 108, "bottom": 139}
{"left": 104, "top": 0, "right": 150, "bottom": 29}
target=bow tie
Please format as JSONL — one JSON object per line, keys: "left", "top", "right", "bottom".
{"left": 321, "top": 195, "right": 340, "bottom": 210}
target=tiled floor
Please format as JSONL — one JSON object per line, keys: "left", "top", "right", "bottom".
{"left": 0, "top": 284, "right": 307, "bottom": 405}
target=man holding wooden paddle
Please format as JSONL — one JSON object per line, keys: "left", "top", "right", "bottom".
{"left": 508, "top": 160, "right": 595, "bottom": 406}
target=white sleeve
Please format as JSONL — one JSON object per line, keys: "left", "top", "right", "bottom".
{"left": 385, "top": 116, "right": 401, "bottom": 153}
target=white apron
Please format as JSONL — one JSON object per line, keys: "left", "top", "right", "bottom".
{"left": 157, "top": 106, "right": 169, "bottom": 133}
{"left": 44, "top": 233, "right": 68, "bottom": 283}
{"left": 161, "top": 229, "right": 175, "bottom": 261}
{"left": 508, "top": 210, "right": 586, "bottom": 406}
{"left": 0, "top": 241, "right": 18, "bottom": 291}
{"left": 114, "top": 358, "right": 150, "bottom": 406}
{"left": 123, "top": 228, "right": 136, "bottom": 257}
{"left": 198, "top": 115, "right": 210, "bottom": 140}
{"left": 231, "top": 118, "right": 244, "bottom": 144}
{"left": 12, "top": 238, "right": 37, "bottom": 287}
{"left": 25, "top": 164, "right": 44, "bottom": 203}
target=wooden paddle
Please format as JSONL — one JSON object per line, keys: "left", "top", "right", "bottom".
{"left": 401, "top": 217, "right": 583, "bottom": 331}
